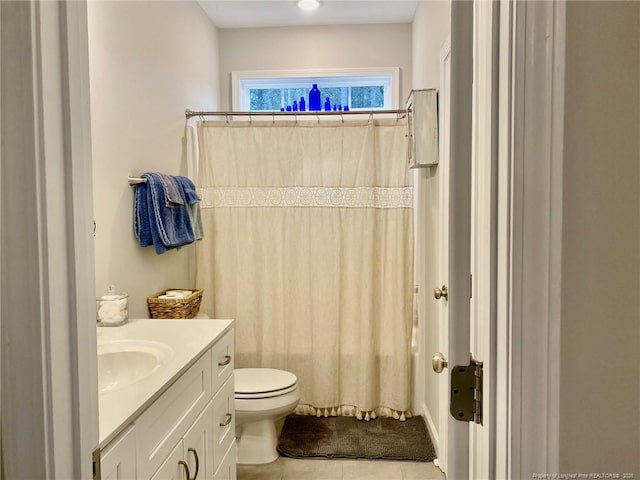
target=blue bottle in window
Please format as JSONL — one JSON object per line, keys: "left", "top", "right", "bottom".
{"left": 309, "top": 84, "right": 321, "bottom": 111}
{"left": 324, "top": 97, "right": 331, "bottom": 111}
{"left": 299, "top": 97, "right": 306, "bottom": 111}
{"left": 293, "top": 100, "right": 298, "bottom": 111}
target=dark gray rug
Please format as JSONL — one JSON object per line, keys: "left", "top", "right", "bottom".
{"left": 277, "top": 415, "right": 436, "bottom": 461}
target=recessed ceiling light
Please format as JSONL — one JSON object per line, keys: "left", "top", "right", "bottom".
{"left": 297, "top": 0, "right": 321, "bottom": 11}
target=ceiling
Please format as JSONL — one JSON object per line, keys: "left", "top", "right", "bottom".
{"left": 198, "top": 1, "right": 420, "bottom": 29}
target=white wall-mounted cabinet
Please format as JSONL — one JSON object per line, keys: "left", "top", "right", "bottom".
{"left": 99, "top": 329, "right": 236, "bottom": 480}
{"left": 406, "top": 89, "right": 439, "bottom": 169}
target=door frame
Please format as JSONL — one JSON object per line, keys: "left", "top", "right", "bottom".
{"left": 495, "top": 0, "right": 566, "bottom": 478}
{"left": 0, "top": 1, "right": 568, "bottom": 478}
{"left": 470, "top": 0, "right": 500, "bottom": 478}
{"left": 1, "top": 1, "right": 98, "bottom": 478}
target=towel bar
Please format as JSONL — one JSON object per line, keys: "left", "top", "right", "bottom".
{"left": 128, "top": 177, "right": 147, "bottom": 185}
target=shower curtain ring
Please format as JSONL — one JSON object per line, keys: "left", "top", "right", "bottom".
{"left": 272, "top": 112, "right": 275, "bottom": 124}
{"left": 369, "top": 112, "right": 374, "bottom": 123}
{"left": 225, "top": 113, "right": 229, "bottom": 123}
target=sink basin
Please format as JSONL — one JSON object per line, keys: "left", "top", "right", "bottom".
{"left": 98, "top": 340, "right": 174, "bottom": 394}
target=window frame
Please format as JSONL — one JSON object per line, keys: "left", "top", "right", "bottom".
{"left": 231, "top": 67, "right": 400, "bottom": 111}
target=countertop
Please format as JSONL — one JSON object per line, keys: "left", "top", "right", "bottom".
{"left": 97, "top": 318, "right": 234, "bottom": 448}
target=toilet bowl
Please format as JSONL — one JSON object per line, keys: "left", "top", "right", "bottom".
{"left": 234, "top": 368, "right": 300, "bottom": 465}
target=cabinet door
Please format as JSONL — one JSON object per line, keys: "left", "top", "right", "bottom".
{"left": 211, "top": 329, "right": 234, "bottom": 395}
{"left": 101, "top": 426, "right": 137, "bottom": 480}
{"left": 150, "top": 440, "right": 186, "bottom": 480}
{"left": 213, "top": 441, "right": 237, "bottom": 480}
{"left": 212, "top": 375, "right": 235, "bottom": 472}
{"left": 183, "top": 400, "right": 214, "bottom": 479}
{"left": 137, "top": 351, "right": 212, "bottom": 479}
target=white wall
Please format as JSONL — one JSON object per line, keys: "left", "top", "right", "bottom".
{"left": 218, "top": 23, "right": 412, "bottom": 110}
{"left": 412, "top": 1, "right": 450, "bottom": 91}
{"left": 88, "top": 1, "right": 220, "bottom": 317}
{"left": 410, "top": 0, "right": 450, "bottom": 441}
{"left": 560, "top": 1, "right": 640, "bottom": 474}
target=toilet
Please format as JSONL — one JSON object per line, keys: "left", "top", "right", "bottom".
{"left": 234, "top": 368, "right": 300, "bottom": 465}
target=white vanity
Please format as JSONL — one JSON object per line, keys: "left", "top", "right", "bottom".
{"left": 96, "top": 319, "right": 236, "bottom": 480}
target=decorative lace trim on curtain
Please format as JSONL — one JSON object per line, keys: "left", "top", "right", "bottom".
{"left": 295, "top": 404, "right": 413, "bottom": 422}
{"left": 199, "top": 186, "right": 413, "bottom": 209}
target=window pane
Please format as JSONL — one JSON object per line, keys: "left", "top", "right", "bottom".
{"left": 283, "top": 88, "right": 309, "bottom": 110}
{"left": 322, "top": 87, "right": 348, "bottom": 110}
{"left": 249, "top": 89, "right": 282, "bottom": 111}
{"left": 351, "top": 86, "right": 385, "bottom": 109}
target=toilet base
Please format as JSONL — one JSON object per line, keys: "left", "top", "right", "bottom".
{"left": 236, "top": 419, "right": 279, "bottom": 465}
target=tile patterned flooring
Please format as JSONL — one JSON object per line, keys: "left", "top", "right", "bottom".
{"left": 237, "top": 457, "right": 446, "bottom": 480}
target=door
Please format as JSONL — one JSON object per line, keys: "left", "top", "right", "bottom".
{"left": 100, "top": 427, "right": 137, "bottom": 480}
{"left": 183, "top": 401, "right": 215, "bottom": 480}
{"left": 213, "top": 376, "right": 236, "bottom": 470}
{"left": 439, "top": 2, "right": 475, "bottom": 480}
{"left": 436, "top": 2, "right": 500, "bottom": 478}
{"left": 150, "top": 441, "right": 187, "bottom": 480}
{"left": 435, "top": 37, "right": 451, "bottom": 476}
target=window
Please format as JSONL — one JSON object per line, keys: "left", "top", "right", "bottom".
{"left": 232, "top": 68, "right": 400, "bottom": 112}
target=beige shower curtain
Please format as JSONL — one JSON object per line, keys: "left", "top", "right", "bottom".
{"left": 196, "top": 118, "right": 414, "bottom": 420}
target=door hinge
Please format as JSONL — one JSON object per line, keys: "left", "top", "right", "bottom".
{"left": 450, "top": 354, "right": 483, "bottom": 425}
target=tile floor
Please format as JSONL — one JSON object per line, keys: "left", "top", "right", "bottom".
{"left": 237, "top": 457, "right": 446, "bottom": 480}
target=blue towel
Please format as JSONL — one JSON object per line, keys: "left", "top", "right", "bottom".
{"left": 175, "top": 176, "right": 203, "bottom": 241}
{"left": 157, "top": 172, "right": 183, "bottom": 207}
{"left": 134, "top": 172, "right": 195, "bottom": 254}
{"left": 134, "top": 180, "right": 153, "bottom": 247}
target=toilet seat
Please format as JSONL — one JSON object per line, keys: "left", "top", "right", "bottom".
{"left": 235, "top": 368, "right": 298, "bottom": 399}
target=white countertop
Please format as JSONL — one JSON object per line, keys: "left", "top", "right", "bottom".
{"left": 97, "top": 318, "right": 234, "bottom": 448}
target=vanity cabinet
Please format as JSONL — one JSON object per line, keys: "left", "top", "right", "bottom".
{"left": 99, "top": 328, "right": 236, "bottom": 480}
{"left": 100, "top": 426, "right": 137, "bottom": 480}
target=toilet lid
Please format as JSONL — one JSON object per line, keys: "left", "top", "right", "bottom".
{"left": 235, "top": 368, "right": 297, "bottom": 398}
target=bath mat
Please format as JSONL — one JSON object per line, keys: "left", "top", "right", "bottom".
{"left": 277, "top": 415, "right": 436, "bottom": 461}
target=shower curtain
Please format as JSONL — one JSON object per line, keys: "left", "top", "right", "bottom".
{"left": 196, "top": 118, "right": 414, "bottom": 420}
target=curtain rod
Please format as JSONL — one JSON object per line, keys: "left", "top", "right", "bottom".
{"left": 185, "top": 109, "right": 408, "bottom": 119}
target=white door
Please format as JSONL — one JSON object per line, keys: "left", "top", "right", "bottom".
{"left": 150, "top": 441, "right": 187, "bottom": 480}
{"left": 435, "top": 37, "right": 451, "bottom": 476}
{"left": 183, "top": 401, "right": 214, "bottom": 480}
{"left": 100, "top": 427, "right": 137, "bottom": 480}
{"left": 434, "top": 2, "right": 475, "bottom": 479}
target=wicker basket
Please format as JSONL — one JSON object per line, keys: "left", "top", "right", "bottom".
{"left": 147, "top": 289, "right": 203, "bottom": 319}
